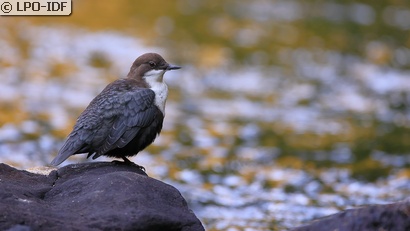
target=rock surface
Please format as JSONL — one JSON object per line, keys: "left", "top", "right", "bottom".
{"left": 292, "top": 199, "right": 410, "bottom": 231}
{"left": 0, "top": 162, "right": 204, "bottom": 231}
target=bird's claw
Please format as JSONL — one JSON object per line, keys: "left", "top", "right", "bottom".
{"left": 117, "top": 157, "right": 146, "bottom": 172}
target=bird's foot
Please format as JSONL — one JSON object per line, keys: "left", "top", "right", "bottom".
{"left": 119, "top": 157, "right": 146, "bottom": 172}
{"left": 130, "top": 163, "right": 145, "bottom": 172}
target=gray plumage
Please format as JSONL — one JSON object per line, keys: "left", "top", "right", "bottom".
{"left": 51, "top": 53, "right": 180, "bottom": 166}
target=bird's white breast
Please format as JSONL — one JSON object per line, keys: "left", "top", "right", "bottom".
{"left": 150, "top": 81, "right": 168, "bottom": 114}
{"left": 143, "top": 69, "right": 169, "bottom": 114}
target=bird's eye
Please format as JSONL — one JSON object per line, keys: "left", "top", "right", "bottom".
{"left": 149, "top": 61, "right": 156, "bottom": 67}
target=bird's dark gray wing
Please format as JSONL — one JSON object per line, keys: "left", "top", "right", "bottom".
{"left": 94, "top": 90, "right": 158, "bottom": 158}
{"left": 51, "top": 79, "right": 157, "bottom": 166}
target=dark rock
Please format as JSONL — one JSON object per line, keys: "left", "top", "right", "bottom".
{"left": 6, "top": 225, "right": 32, "bottom": 231}
{"left": 292, "top": 199, "right": 410, "bottom": 231}
{"left": 0, "top": 162, "right": 204, "bottom": 231}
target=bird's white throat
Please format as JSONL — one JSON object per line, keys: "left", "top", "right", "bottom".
{"left": 143, "top": 69, "right": 168, "bottom": 114}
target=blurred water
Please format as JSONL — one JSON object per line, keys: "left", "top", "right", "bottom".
{"left": 1, "top": 1, "right": 410, "bottom": 230}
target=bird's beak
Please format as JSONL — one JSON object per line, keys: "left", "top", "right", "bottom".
{"left": 166, "top": 64, "right": 181, "bottom": 71}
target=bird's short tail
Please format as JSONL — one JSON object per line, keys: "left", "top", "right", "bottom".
{"left": 50, "top": 138, "right": 83, "bottom": 166}
{"left": 50, "top": 152, "right": 71, "bottom": 166}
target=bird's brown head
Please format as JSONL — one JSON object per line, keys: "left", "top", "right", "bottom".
{"left": 127, "top": 53, "right": 181, "bottom": 80}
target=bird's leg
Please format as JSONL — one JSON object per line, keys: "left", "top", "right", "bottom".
{"left": 121, "top": 156, "right": 145, "bottom": 172}
{"left": 121, "top": 156, "right": 133, "bottom": 164}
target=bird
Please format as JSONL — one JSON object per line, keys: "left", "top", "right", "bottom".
{"left": 50, "top": 53, "right": 181, "bottom": 167}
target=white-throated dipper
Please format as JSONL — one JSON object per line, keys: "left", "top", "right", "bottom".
{"left": 51, "top": 53, "right": 181, "bottom": 166}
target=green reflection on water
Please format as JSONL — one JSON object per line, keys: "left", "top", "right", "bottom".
{"left": 6, "top": 0, "right": 409, "bottom": 68}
